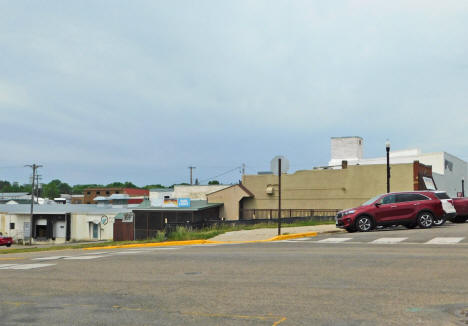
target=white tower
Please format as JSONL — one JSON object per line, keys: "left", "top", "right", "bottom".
{"left": 329, "top": 136, "right": 363, "bottom": 167}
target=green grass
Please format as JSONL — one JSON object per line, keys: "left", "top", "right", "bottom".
{"left": 0, "top": 219, "right": 333, "bottom": 254}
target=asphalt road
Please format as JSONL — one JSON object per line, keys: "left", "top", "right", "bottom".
{"left": 1, "top": 222, "right": 468, "bottom": 325}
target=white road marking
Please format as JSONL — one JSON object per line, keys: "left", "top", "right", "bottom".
{"left": 127, "top": 247, "right": 179, "bottom": 251}
{"left": 83, "top": 252, "right": 111, "bottom": 255}
{"left": 0, "top": 264, "right": 17, "bottom": 269}
{"left": 188, "top": 244, "right": 222, "bottom": 247}
{"left": 33, "top": 256, "right": 71, "bottom": 261}
{"left": 425, "top": 237, "right": 465, "bottom": 244}
{"left": 64, "top": 256, "right": 103, "bottom": 260}
{"left": 114, "top": 251, "right": 146, "bottom": 254}
{"left": 0, "top": 263, "right": 55, "bottom": 270}
{"left": 372, "top": 238, "right": 407, "bottom": 244}
{"left": 317, "top": 238, "right": 353, "bottom": 243}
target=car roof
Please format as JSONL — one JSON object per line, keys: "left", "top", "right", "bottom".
{"left": 383, "top": 190, "right": 434, "bottom": 195}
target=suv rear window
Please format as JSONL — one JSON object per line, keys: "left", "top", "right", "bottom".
{"left": 435, "top": 192, "right": 450, "bottom": 200}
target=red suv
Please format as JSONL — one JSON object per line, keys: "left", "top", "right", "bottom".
{"left": 0, "top": 234, "right": 13, "bottom": 247}
{"left": 336, "top": 191, "right": 446, "bottom": 232}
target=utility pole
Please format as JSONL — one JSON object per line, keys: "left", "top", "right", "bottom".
{"left": 35, "top": 174, "right": 42, "bottom": 203}
{"left": 188, "top": 166, "right": 196, "bottom": 185}
{"left": 25, "top": 164, "right": 42, "bottom": 245}
{"left": 242, "top": 163, "right": 245, "bottom": 176}
{"left": 386, "top": 140, "right": 391, "bottom": 193}
{"left": 278, "top": 158, "right": 282, "bottom": 236}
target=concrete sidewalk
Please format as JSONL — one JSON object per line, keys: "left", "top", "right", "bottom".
{"left": 210, "top": 224, "right": 343, "bottom": 242}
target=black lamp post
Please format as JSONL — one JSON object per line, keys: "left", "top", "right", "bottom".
{"left": 386, "top": 140, "right": 391, "bottom": 193}
{"left": 462, "top": 178, "right": 465, "bottom": 197}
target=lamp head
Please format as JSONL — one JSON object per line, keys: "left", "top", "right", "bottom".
{"left": 385, "top": 140, "right": 390, "bottom": 150}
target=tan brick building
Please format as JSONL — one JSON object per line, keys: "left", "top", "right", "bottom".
{"left": 207, "top": 161, "right": 434, "bottom": 220}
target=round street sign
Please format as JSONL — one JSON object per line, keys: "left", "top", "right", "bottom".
{"left": 270, "top": 155, "right": 290, "bottom": 175}
{"left": 101, "top": 215, "right": 108, "bottom": 225}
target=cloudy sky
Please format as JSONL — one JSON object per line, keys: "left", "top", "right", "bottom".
{"left": 1, "top": 0, "right": 467, "bottom": 186}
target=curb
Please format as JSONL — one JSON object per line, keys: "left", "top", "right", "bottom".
{"left": 269, "top": 232, "right": 318, "bottom": 241}
{"left": 83, "top": 231, "right": 322, "bottom": 250}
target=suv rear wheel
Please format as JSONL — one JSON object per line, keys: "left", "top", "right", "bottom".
{"left": 433, "top": 216, "right": 446, "bottom": 226}
{"left": 417, "top": 212, "right": 433, "bottom": 229}
{"left": 451, "top": 216, "right": 467, "bottom": 223}
{"left": 355, "top": 216, "right": 373, "bottom": 232}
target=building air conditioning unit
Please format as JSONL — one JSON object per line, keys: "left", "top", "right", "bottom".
{"left": 266, "top": 186, "right": 274, "bottom": 195}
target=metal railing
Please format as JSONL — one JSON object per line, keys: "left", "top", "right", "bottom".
{"left": 241, "top": 208, "right": 340, "bottom": 220}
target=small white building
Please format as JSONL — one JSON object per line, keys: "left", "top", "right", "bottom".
{"left": 0, "top": 204, "right": 132, "bottom": 244}
{"left": 329, "top": 136, "right": 468, "bottom": 197}
{"left": 149, "top": 185, "right": 231, "bottom": 207}
{"left": 172, "top": 185, "right": 231, "bottom": 200}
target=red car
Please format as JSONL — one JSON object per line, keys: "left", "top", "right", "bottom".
{"left": 336, "top": 191, "right": 446, "bottom": 232}
{"left": 0, "top": 235, "right": 13, "bottom": 247}
{"left": 448, "top": 197, "right": 468, "bottom": 223}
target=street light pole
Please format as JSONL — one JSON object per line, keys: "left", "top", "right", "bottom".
{"left": 278, "top": 158, "right": 282, "bottom": 236}
{"left": 386, "top": 140, "right": 391, "bottom": 193}
{"left": 462, "top": 178, "right": 465, "bottom": 197}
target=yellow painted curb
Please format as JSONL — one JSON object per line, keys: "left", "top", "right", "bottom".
{"left": 269, "top": 232, "right": 317, "bottom": 241}
{"left": 83, "top": 231, "right": 318, "bottom": 250}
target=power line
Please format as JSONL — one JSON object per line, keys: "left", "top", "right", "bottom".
{"left": 199, "top": 166, "right": 241, "bottom": 183}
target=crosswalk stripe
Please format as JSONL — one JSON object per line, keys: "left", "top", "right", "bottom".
{"left": 372, "top": 238, "right": 407, "bottom": 244}
{"left": 425, "top": 237, "right": 465, "bottom": 244}
{"left": 33, "top": 256, "right": 71, "bottom": 261}
{"left": 317, "top": 238, "right": 352, "bottom": 243}
{"left": 114, "top": 251, "right": 146, "bottom": 254}
{"left": 127, "top": 248, "right": 179, "bottom": 251}
{"left": 64, "top": 256, "right": 103, "bottom": 260}
{"left": 83, "top": 252, "right": 111, "bottom": 255}
{"left": 0, "top": 263, "right": 55, "bottom": 270}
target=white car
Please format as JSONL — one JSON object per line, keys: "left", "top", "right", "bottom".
{"left": 432, "top": 191, "right": 456, "bottom": 226}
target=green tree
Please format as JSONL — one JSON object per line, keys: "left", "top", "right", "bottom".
{"left": 71, "top": 184, "right": 104, "bottom": 194}
{"left": 208, "top": 180, "right": 220, "bottom": 185}
{"left": 106, "top": 181, "right": 137, "bottom": 188}
{"left": 143, "top": 184, "right": 167, "bottom": 190}
{"left": 43, "top": 182, "right": 59, "bottom": 199}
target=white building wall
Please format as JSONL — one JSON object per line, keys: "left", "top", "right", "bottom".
{"left": 0, "top": 213, "right": 27, "bottom": 240}
{"left": 431, "top": 153, "right": 468, "bottom": 197}
{"left": 329, "top": 137, "right": 363, "bottom": 166}
{"left": 0, "top": 212, "right": 117, "bottom": 242}
{"left": 71, "top": 213, "right": 115, "bottom": 241}
{"left": 149, "top": 190, "right": 174, "bottom": 206}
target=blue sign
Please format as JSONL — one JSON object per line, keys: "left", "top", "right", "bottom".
{"left": 177, "top": 198, "right": 191, "bottom": 208}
